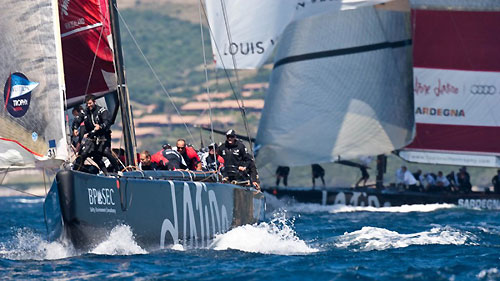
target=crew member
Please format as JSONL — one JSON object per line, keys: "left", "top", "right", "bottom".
{"left": 275, "top": 166, "right": 290, "bottom": 187}
{"left": 216, "top": 129, "right": 253, "bottom": 184}
{"left": 202, "top": 143, "right": 224, "bottom": 171}
{"left": 71, "top": 105, "right": 85, "bottom": 154}
{"left": 72, "top": 95, "right": 119, "bottom": 174}
{"left": 355, "top": 165, "right": 369, "bottom": 188}
{"left": 401, "top": 166, "right": 418, "bottom": 191}
{"left": 312, "top": 164, "right": 325, "bottom": 188}
{"left": 139, "top": 150, "right": 157, "bottom": 170}
{"left": 492, "top": 170, "right": 500, "bottom": 194}
{"left": 151, "top": 144, "right": 185, "bottom": 170}
{"left": 176, "top": 139, "right": 202, "bottom": 171}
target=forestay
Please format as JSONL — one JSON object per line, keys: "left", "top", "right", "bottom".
{"left": 205, "top": 0, "right": 391, "bottom": 69}
{"left": 400, "top": 0, "right": 500, "bottom": 167}
{"left": 256, "top": 5, "right": 414, "bottom": 166}
{"left": 0, "top": 0, "right": 67, "bottom": 169}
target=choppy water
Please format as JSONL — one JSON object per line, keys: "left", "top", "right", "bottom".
{"left": 1, "top": 194, "right": 499, "bottom": 280}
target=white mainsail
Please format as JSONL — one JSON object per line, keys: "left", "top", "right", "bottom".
{"left": 205, "top": 0, "right": 392, "bottom": 69}
{"left": 401, "top": 0, "right": 500, "bottom": 167}
{"left": 0, "top": 0, "right": 67, "bottom": 168}
{"left": 256, "top": 4, "right": 414, "bottom": 166}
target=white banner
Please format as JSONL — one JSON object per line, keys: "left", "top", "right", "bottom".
{"left": 414, "top": 67, "right": 500, "bottom": 126}
{"left": 205, "top": 0, "right": 390, "bottom": 69}
{"left": 399, "top": 150, "right": 500, "bottom": 167}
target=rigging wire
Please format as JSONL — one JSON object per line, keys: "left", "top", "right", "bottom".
{"left": 198, "top": 0, "right": 219, "bottom": 179}
{"left": 114, "top": 5, "right": 196, "bottom": 145}
{"left": 217, "top": 0, "right": 255, "bottom": 158}
{"left": 84, "top": 25, "right": 106, "bottom": 96}
{"left": 200, "top": 2, "right": 255, "bottom": 157}
{"left": 198, "top": 0, "right": 216, "bottom": 145}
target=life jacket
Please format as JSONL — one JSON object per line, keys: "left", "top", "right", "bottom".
{"left": 151, "top": 150, "right": 169, "bottom": 168}
{"left": 181, "top": 146, "right": 200, "bottom": 170}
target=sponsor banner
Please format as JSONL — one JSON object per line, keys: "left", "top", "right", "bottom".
{"left": 404, "top": 9, "right": 500, "bottom": 160}
{"left": 205, "top": 0, "right": 390, "bottom": 69}
{"left": 414, "top": 67, "right": 500, "bottom": 126}
{"left": 412, "top": 9, "right": 500, "bottom": 72}
{"left": 458, "top": 198, "right": 500, "bottom": 210}
{"left": 399, "top": 150, "right": 500, "bottom": 168}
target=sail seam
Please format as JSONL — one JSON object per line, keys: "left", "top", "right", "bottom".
{"left": 61, "top": 23, "right": 103, "bottom": 38}
{"left": 274, "top": 39, "right": 412, "bottom": 69}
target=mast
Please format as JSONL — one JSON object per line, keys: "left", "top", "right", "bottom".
{"left": 108, "top": 0, "right": 137, "bottom": 167}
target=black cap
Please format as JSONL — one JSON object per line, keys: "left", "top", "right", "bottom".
{"left": 226, "top": 129, "right": 236, "bottom": 137}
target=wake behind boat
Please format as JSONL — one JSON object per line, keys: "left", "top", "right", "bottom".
{"left": 263, "top": 186, "right": 500, "bottom": 210}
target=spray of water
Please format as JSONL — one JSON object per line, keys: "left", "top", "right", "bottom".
{"left": 90, "top": 225, "right": 147, "bottom": 255}
{"left": 209, "top": 212, "right": 318, "bottom": 255}
{"left": 0, "top": 228, "right": 74, "bottom": 260}
{"left": 0, "top": 224, "right": 148, "bottom": 260}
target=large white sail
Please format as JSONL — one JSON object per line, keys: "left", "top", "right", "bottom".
{"left": 256, "top": 5, "right": 414, "bottom": 166}
{"left": 400, "top": 0, "right": 500, "bottom": 167}
{"left": 205, "top": 0, "right": 391, "bottom": 69}
{"left": 0, "top": 0, "right": 67, "bottom": 168}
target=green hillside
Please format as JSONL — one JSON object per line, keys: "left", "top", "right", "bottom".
{"left": 120, "top": 9, "right": 213, "bottom": 106}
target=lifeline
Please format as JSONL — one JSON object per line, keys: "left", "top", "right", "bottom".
{"left": 415, "top": 107, "right": 465, "bottom": 117}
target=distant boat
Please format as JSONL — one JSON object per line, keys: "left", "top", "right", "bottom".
{"left": 0, "top": 0, "right": 264, "bottom": 251}
{"left": 205, "top": 0, "right": 500, "bottom": 209}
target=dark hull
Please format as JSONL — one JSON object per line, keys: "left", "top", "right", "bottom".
{"left": 45, "top": 170, "right": 265, "bottom": 251}
{"left": 263, "top": 186, "right": 500, "bottom": 210}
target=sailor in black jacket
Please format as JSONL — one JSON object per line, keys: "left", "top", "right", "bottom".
{"left": 72, "top": 95, "right": 119, "bottom": 174}
{"left": 216, "top": 129, "right": 256, "bottom": 185}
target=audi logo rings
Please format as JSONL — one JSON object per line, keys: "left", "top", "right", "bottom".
{"left": 470, "top": 85, "right": 496, "bottom": 95}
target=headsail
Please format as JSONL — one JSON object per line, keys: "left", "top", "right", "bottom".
{"left": 205, "top": 0, "right": 392, "bottom": 69}
{"left": 255, "top": 3, "right": 414, "bottom": 166}
{"left": 0, "top": 0, "right": 67, "bottom": 168}
{"left": 59, "top": 0, "right": 117, "bottom": 107}
{"left": 400, "top": 0, "right": 500, "bottom": 167}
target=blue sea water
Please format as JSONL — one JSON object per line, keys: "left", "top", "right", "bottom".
{"left": 0, "top": 195, "right": 499, "bottom": 280}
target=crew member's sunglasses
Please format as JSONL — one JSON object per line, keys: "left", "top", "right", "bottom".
{"left": 177, "top": 146, "right": 185, "bottom": 151}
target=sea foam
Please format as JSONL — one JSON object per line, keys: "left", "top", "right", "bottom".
{"left": 477, "top": 268, "right": 499, "bottom": 279}
{"left": 90, "top": 225, "right": 147, "bottom": 255}
{"left": 328, "top": 203, "right": 456, "bottom": 213}
{"left": 210, "top": 213, "right": 318, "bottom": 255}
{"left": 334, "top": 226, "right": 475, "bottom": 251}
{"left": 282, "top": 203, "right": 456, "bottom": 214}
{"left": 0, "top": 228, "right": 74, "bottom": 260}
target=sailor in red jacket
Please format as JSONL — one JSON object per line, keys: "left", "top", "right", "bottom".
{"left": 176, "top": 139, "right": 202, "bottom": 171}
{"left": 151, "top": 144, "right": 185, "bottom": 170}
